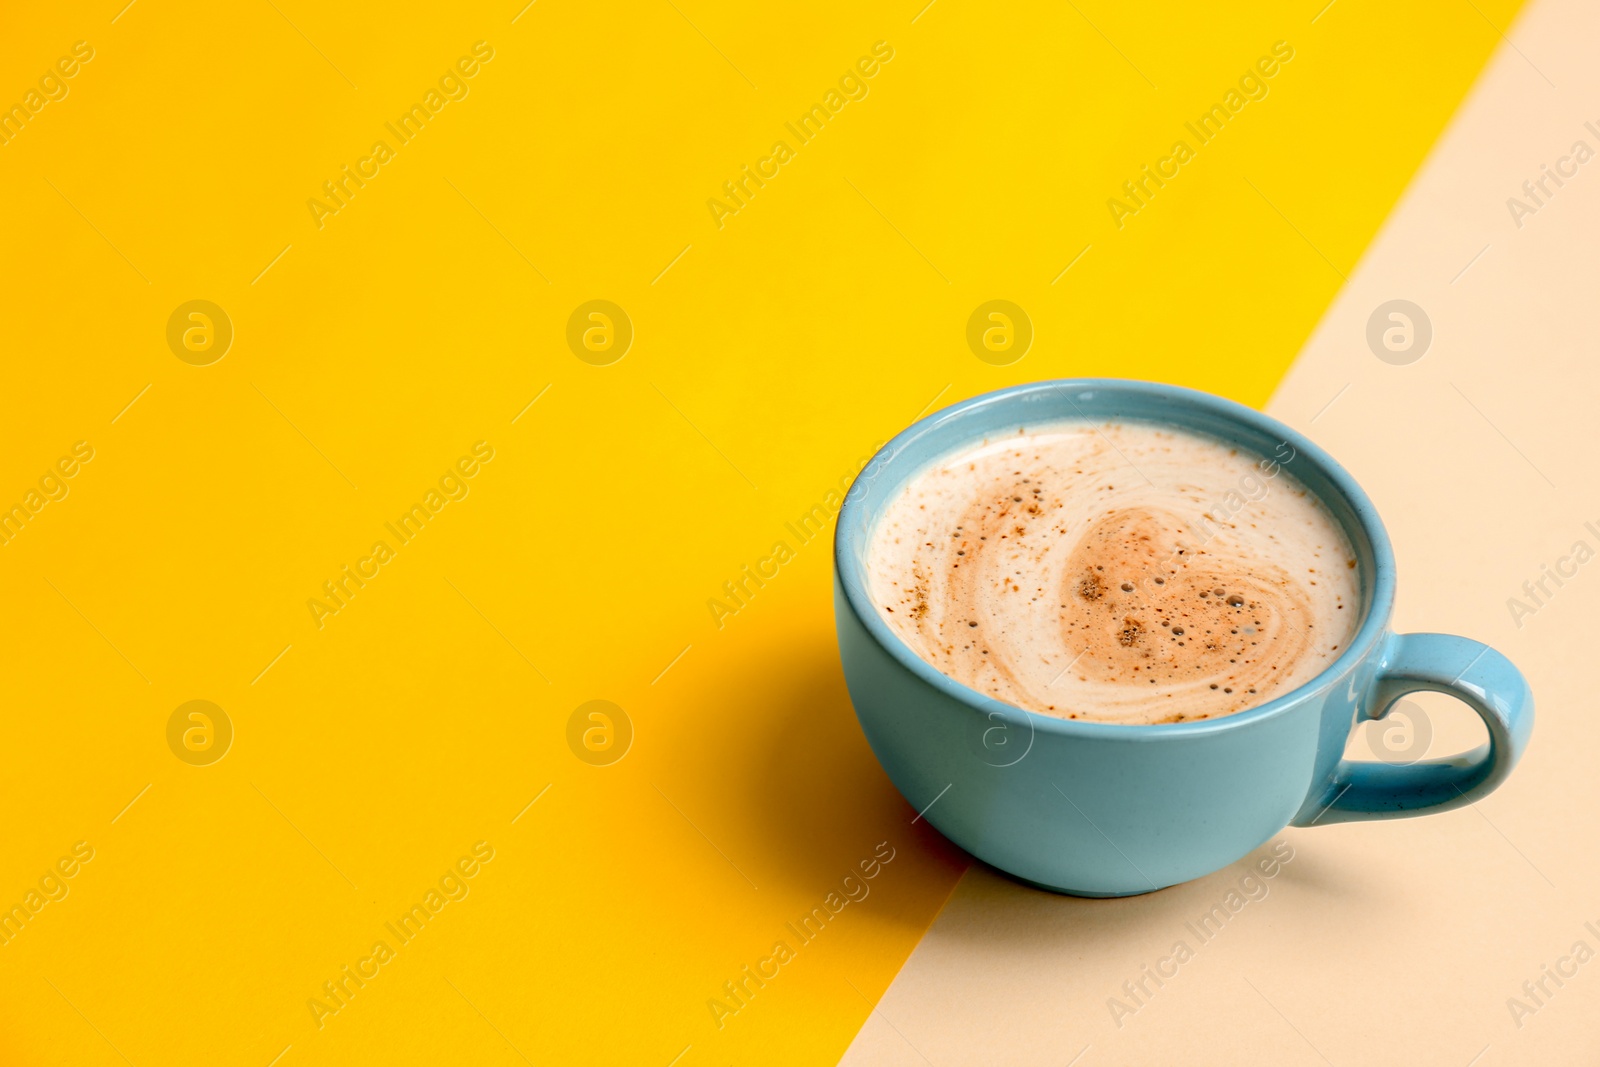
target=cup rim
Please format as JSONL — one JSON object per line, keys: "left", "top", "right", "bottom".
{"left": 833, "top": 378, "right": 1396, "bottom": 740}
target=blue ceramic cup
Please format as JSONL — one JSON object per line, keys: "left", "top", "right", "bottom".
{"left": 833, "top": 379, "right": 1534, "bottom": 897}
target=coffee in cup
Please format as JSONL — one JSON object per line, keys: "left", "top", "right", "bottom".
{"left": 866, "top": 420, "right": 1359, "bottom": 725}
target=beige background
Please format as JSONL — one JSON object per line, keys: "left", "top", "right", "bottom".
{"left": 842, "top": 0, "right": 1600, "bottom": 1062}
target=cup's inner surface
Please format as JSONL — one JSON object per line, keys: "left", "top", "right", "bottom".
{"left": 839, "top": 381, "right": 1386, "bottom": 729}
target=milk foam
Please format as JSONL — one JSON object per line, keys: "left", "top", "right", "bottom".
{"left": 866, "top": 421, "right": 1360, "bottom": 725}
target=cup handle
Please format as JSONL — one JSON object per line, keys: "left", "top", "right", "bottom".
{"left": 1293, "top": 632, "right": 1534, "bottom": 826}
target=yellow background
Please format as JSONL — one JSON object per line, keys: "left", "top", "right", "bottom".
{"left": 0, "top": 1, "right": 1516, "bottom": 1063}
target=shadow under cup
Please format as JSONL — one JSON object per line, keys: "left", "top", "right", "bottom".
{"left": 833, "top": 379, "right": 1533, "bottom": 897}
